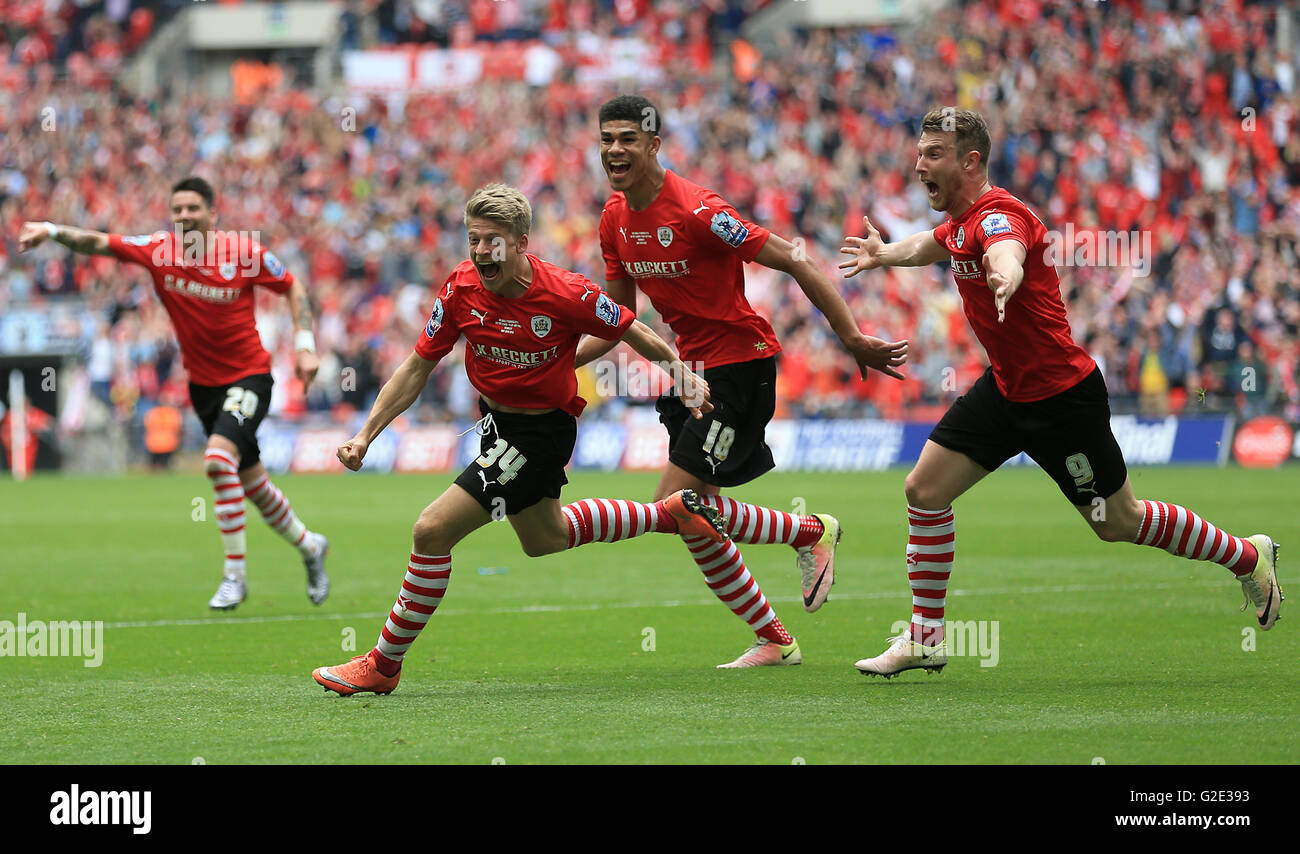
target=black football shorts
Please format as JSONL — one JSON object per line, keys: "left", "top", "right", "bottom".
{"left": 656, "top": 356, "right": 777, "bottom": 488}
{"left": 928, "top": 366, "right": 1128, "bottom": 505}
{"left": 188, "top": 373, "right": 274, "bottom": 469}
{"left": 453, "top": 399, "right": 577, "bottom": 516}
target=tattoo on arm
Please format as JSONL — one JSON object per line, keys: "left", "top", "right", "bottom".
{"left": 296, "top": 297, "right": 313, "bottom": 332}
{"left": 54, "top": 227, "right": 111, "bottom": 256}
{"left": 291, "top": 285, "right": 314, "bottom": 331}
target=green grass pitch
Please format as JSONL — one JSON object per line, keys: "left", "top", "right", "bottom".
{"left": 1, "top": 466, "right": 1296, "bottom": 764}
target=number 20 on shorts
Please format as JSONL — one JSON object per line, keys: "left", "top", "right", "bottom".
{"left": 222, "top": 387, "right": 259, "bottom": 419}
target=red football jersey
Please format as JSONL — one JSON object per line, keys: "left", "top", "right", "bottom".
{"left": 108, "top": 230, "right": 294, "bottom": 387}
{"left": 415, "top": 255, "right": 635, "bottom": 416}
{"left": 600, "top": 170, "right": 781, "bottom": 370}
{"left": 933, "top": 187, "right": 1096, "bottom": 402}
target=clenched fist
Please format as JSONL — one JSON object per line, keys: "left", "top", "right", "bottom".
{"left": 337, "top": 436, "right": 369, "bottom": 471}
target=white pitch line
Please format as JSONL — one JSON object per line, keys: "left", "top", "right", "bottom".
{"left": 99, "top": 579, "right": 1219, "bottom": 630}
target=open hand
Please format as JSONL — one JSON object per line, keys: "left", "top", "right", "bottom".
{"left": 17, "top": 221, "right": 53, "bottom": 252}
{"left": 295, "top": 350, "right": 320, "bottom": 387}
{"left": 987, "top": 271, "right": 1019, "bottom": 323}
{"left": 846, "top": 334, "right": 909, "bottom": 381}
{"left": 838, "top": 216, "right": 887, "bottom": 278}
{"left": 678, "top": 371, "right": 713, "bottom": 419}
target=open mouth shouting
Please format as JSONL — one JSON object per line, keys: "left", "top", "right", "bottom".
{"left": 607, "top": 159, "right": 632, "bottom": 179}
{"left": 474, "top": 259, "right": 502, "bottom": 282}
{"left": 922, "top": 179, "right": 941, "bottom": 201}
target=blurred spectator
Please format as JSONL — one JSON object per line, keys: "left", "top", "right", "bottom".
{"left": 142, "top": 401, "right": 181, "bottom": 469}
{"left": 1229, "top": 339, "right": 1272, "bottom": 417}
{"left": 1202, "top": 306, "right": 1247, "bottom": 393}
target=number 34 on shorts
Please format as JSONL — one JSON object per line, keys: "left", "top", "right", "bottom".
{"left": 477, "top": 438, "right": 527, "bottom": 484}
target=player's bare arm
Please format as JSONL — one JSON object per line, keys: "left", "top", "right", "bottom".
{"left": 839, "top": 216, "right": 949, "bottom": 274}
{"left": 756, "top": 233, "right": 909, "bottom": 381}
{"left": 619, "top": 318, "right": 712, "bottom": 419}
{"left": 574, "top": 277, "right": 637, "bottom": 367}
{"left": 18, "top": 221, "right": 113, "bottom": 256}
{"left": 285, "top": 279, "right": 320, "bottom": 386}
{"left": 982, "top": 239, "right": 1027, "bottom": 324}
{"left": 337, "top": 350, "right": 437, "bottom": 470}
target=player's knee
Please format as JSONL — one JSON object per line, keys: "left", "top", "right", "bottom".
{"left": 412, "top": 515, "right": 451, "bottom": 553}
{"left": 203, "top": 454, "right": 236, "bottom": 476}
{"left": 904, "top": 473, "right": 947, "bottom": 511}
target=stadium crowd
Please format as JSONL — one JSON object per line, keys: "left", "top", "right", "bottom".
{"left": 2, "top": 0, "right": 1299, "bottom": 435}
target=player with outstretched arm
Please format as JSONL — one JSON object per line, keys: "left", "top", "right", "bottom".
{"left": 840, "top": 108, "right": 1282, "bottom": 678}
{"left": 576, "top": 95, "right": 909, "bottom": 668}
{"left": 18, "top": 176, "right": 331, "bottom": 611}
{"left": 311, "top": 184, "right": 728, "bottom": 696}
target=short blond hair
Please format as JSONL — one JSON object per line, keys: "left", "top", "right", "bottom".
{"left": 464, "top": 183, "right": 532, "bottom": 237}
{"left": 921, "top": 107, "right": 991, "bottom": 172}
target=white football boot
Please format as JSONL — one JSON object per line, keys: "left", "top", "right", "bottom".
{"left": 855, "top": 632, "right": 947, "bottom": 678}
{"left": 208, "top": 577, "right": 247, "bottom": 610}
{"left": 304, "top": 533, "right": 331, "bottom": 605}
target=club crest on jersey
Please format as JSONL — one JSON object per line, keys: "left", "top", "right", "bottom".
{"left": 263, "top": 250, "right": 285, "bottom": 278}
{"left": 531, "top": 315, "right": 552, "bottom": 338}
{"left": 425, "top": 298, "right": 444, "bottom": 337}
{"left": 710, "top": 211, "right": 748, "bottom": 248}
{"left": 595, "top": 293, "right": 620, "bottom": 327}
{"left": 219, "top": 263, "right": 236, "bottom": 280}
{"left": 657, "top": 227, "right": 673, "bottom": 247}
{"left": 954, "top": 226, "right": 966, "bottom": 249}
{"left": 980, "top": 213, "right": 1011, "bottom": 237}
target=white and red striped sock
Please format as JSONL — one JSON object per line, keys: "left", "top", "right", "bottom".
{"left": 907, "top": 505, "right": 954, "bottom": 647}
{"left": 372, "top": 552, "right": 451, "bottom": 676}
{"left": 683, "top": 536, "right": 793, "bottom": 645}
{"left": 205, "top": 449, "right": 246, "bottom": 581}
{"left": 244, "top": 473, "right": 314, "bottom": 555}
{"left": 701, "top": 496, "right": 824, "bottom": 548}
{"left": 561, "top": 498, "right": 678, "bottom": 548}
{"left": 1135, "top": 500, "right": 1258, "bottom": 576}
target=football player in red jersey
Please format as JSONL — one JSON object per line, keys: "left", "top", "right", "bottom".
{"left": 18, "top": 177, "right": 331, "bottom": 611}
{"left": 312, "top": 184, "right": 729, "bottom": 696}
{"left": 840, "top": 108, "right": 1282, "bottom": 678}
{"left": 576, "top": 95, "right": 909, "bottom": 668}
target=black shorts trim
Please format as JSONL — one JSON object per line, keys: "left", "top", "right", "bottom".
{"left": 452, "top": 399, "right": 577, "bottom": 516}
{"left": 928, "top": 367, "right": 1127, "bottom": 506}
{"left": 188, "top": 373, "right": 273, "bottom": 470}
{"left": 656, "top": 356, "right": 776, "bottom": 488}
